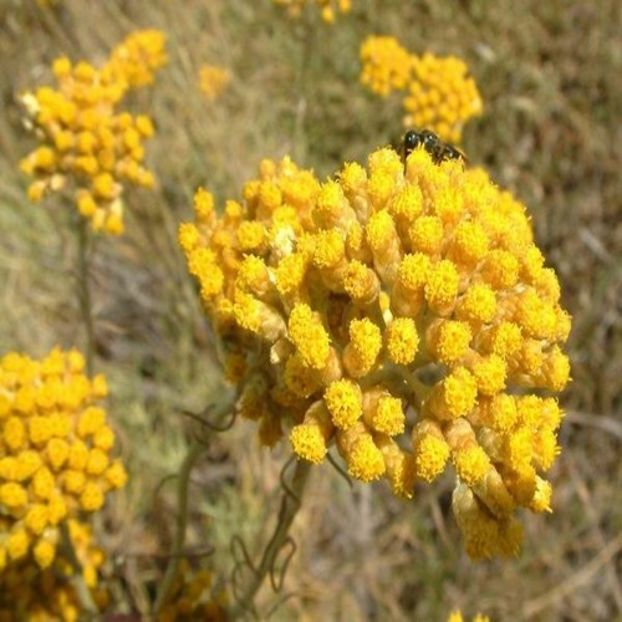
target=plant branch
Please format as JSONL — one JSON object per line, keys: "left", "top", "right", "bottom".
{"left": 153, "top": 394, "right": 236, "bottom": 614}
{"left": 230, "top": 459, "right": 311, "bottom": 618}
{"left": 152, "top": 440, "right": 204, "bottom": 614}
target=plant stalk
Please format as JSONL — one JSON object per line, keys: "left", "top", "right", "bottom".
{"left": 152, "top": 440, "right": 204, "bottom": 614}
{"left": 230, "top": 459, "right": 311, "bottom": 618}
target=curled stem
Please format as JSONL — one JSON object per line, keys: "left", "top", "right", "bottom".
{"left": 153, "top": 395, "right": 235, "bottom": 615}
{"left": 230, "top": 459, "right": 311, "bottom": 618}
{"left": 152, "top": 440, "right": 204, "bottom": 614}
{"left": 76, "top": 217, "right": 95, "bottom": 375}
{"left": 59, "top": 522, "right": 98, "bottom": 617}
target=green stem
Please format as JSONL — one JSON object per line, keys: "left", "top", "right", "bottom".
{"left": 76, "top": 218, "right": 95, "bottom": 375}
{"left": 59, "top": 522, "right": 98, "bottom": 617}
{"left": 153, "top": 441, "right": 204, "bottom": 614}
{"left": 230, "top": 459, "right": 311, "bottom": 619}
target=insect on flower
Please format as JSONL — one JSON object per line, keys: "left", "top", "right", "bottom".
{"left": 402, "top": 128, "right": 466, "bottom": 166}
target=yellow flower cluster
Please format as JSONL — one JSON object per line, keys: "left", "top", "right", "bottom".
{"left": 198, "top": 65, "right": 231, "bottom": 102}
{"left": 359, "top": 37, "right": 482, "bottom": 143}
{"left": 448, "top": 611, "right": 490, "bottom": 622}
{"left": 179, "top": 145, "right": 571, "bottom": 559}
{"left": 19, "top": 30, "right": 167, "bottom": 235}
{"left": 404, "top": 53, "right": 483, "bottom": 144}
{"left": 157, "top": 561, "right": 227, "bottom": 622}
{"left": 360, "top": 36, "right": 414, "bottom": 97}
{"left": 273, "top": 0, "right": 352, "bottom": 23}
{"left": 105, "top": 29, "right": 168, "bottom": 89}
{"left": 0, "top": 519, "right": 107, "bottom": 621}
{"left": 0, "top": 348, "right": 127, "bottom": 571}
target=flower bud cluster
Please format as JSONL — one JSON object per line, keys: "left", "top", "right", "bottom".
{"left": 360, "top": 36, "right": 415, "bottom": 97}
{"left": 0, "top": 349, "right": 127, "bottom": 571}
{"left": 448, "top": 611, "right": 490, "bottom": 622}
{"left": 403, "top": 53, "right": 483, "bottom": 144}
{"left": 0, "top": 519, "right": 108, "bottom": 620}
{"left": 19, "top": 30, "right": 167, "bottom": 235}
{"left": 273, "top": 0, "right": 352, "bottom": 23}
{"left": 157, "top": 560, "right": 228, "bottom": 622}
{"left": 359, "top": 36, "right": 482, "bottom": 143}
{"left": 198, "top": 65, "right": 231, "bottom": 102}
{"left": 105, "top": 29, "right": 168, "bottom": 89}
{"left": 179, "top": 145, "right": 570, "bottom": 558}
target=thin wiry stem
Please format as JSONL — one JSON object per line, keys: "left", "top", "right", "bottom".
{"left": 229, "top": 459, "right": 311, "bottom": 618}
{"left": 76, "top": 217, "right": 95, "bottom": 375}
{"left": 153, "top": 395, "right": 236, "bottom": 614}
{"left": 152, "top": 440, "right": 204, "bottom": 614}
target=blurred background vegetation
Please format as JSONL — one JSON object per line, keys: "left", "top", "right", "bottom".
{"left": 0, "top": 0, "right": 621, "bottom": 619}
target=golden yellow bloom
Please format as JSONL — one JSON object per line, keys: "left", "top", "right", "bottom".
{"left": 359, "top": 35, "right": 483, "bottom": 143}
{"left": 198, "top": 64, "right": 231, "bottom": 101}
{"left": 447, "top": 611, "right": 490, "bottom": 622}
{"left": 0, "top": 519, "right": 108, "bottom": 619}
{"left": 273, "top": 0, "right": 352, "bottom": 23}
{"left": 360, "top": 36, "right": 414, "bottom": 97}
{"left": 105, "top": 29, "right": 168, "bottom": 88}
{"left": 180, "top": 144, "right": 571, "bottom": 559}
{"left": 19, "top": 31, "right": 166, "bottom": 235}
{"left": 404, "top": 53, "right": 483, "bottom": 143}
{"left": 0, "top": 349, "right": 126, "bottom": 570}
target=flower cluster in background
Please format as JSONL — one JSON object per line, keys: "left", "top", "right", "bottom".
{"left": 0, "top": 519, "right": 108, "bottom": 619}
{"left": 106, "top": 29, "right": 168, "bottom": 89}
{"left": 198, "top": 65, "right": 231, "bottom": 102}
{"left": 157, "top": 561, "right": 228, "bottom": 622}
{"left": 360, "top": 35, "right": 414, "bottom": 97}
{"left": 179, "top": 144, "right": 570, "bottom": 559}
{"left": 360, "top": 36, "right": 483, "bottom": 143}
{"left": 19, "top": 30, "right": 167, "bottom": 235}
{"left": 448, "top": 611, "right": 490, "bottom": 622}
{"left": 273, "top": 0, "right": 352, "bottom": 24}
{"left": 0, "top": 348, "right": 127, "bottom": 571}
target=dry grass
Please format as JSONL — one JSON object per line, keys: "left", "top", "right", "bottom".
{"left": 0, "top": 0, "right": 621, "bottom": 619}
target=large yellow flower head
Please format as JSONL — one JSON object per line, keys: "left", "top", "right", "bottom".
{"left": 273, "top": 0, "right": 352, "bottom": 23}
{"left": 404, "top": 53, "right": 483, "bottom": 144}
{"left": 198, "top": 65, "right": 231, "bottom": 102}
{"left": 0, "top": 519, "right": 108, "bottom": 619}
{"left": 360, "top": 36, "right": 414, "bottom": 97}
{"left": 0, "top": 348, "right": 127, "bottom": 571}
{"left": 179, "top": 145, "right": 571, "bottom": 559}
{"left": 19, "top": 31, "right": 167, "bottom": 235}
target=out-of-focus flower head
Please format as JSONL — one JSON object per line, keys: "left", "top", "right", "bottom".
{"left": 0, "top": 348, "right": 127, "bottom": 571}
{"left": 448, "top": 611, "right": 490, "bottom": 622}
{"left": 360, "top": 36, "right": 414, "bottom": 97}
{"left": 404, "top": 53, "right": 483, "bottom": 144}
{"left": 359, "top": 35, "right": 483, "bottom": 143}
{"left": 179, "top": 144, "right": 571, "bottom": 559}
{"left": 19, "top": 30, "right": 167, "bottom": 235}
{"left": 105, "top": 29, "right": 168, "bottom": 89}
{"left": 273, "top": 0, "right": 352, "bottom": 23}
{"left": 0, "top": 519, "right": 108, "bottom": 619}
{"left": 157, "top": 560, "right": 228, "bottom": 622}
{"left": 198, "top": 65, "right": 231, "bottom": 102}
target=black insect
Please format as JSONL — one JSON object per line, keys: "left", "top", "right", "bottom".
{"left": 402, "top": 129, "right": 465, "bottom": 165}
